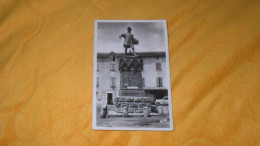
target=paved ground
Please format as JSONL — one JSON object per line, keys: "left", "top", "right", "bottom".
{"left": 96, "top": 105, "right": 170, "bottom": 128}
{"left": 96, "top": 116, "right": 170, "bottom": 128}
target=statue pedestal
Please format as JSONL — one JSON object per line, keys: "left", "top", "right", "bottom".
{"left": 115, "top": 55, "right": 154, "bottom": 113}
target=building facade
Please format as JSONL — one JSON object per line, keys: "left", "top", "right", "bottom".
{"left": 96, "top": 51, "right": 168, "bottom": 105}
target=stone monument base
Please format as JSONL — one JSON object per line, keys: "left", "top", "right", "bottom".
{"left": 115, "top": 90, "right": 154, "bottom": 113}
{"left": 116, "top": 55, "right": 154, "bottom": 113}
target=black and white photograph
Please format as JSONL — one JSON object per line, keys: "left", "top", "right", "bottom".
{"left": 92, "top": 20, "right": 174, "bottom": 131}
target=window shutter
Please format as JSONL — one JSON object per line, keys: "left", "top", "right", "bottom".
{"left": 96, "top": 77, "right": 99, "bottom": 87}
{"left": 113, "top": 55, "right": 115, "bottom": 62}
{"left": 110, "top": 63, "right": 116, "bottom": 71}
{"left": 97, "top": 63, "right": 100, "bottom": 72}
{"left": 159, "top": 77, "right": 163, "bottom": 87}
{"left": 110, "top": 77, "right": 116, "bottom": 87}
{"left": 156, "top": 63, "right": 161, "bottom": 70}
{"left": 157, "top": 77, "right": 163, "bottom": 87}
{"left": 112, "top": 78, "right": 115, "bottom": 86}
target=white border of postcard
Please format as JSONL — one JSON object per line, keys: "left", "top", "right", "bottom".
{"left": 92, "top": 20, "right": 174, "bottom": 131}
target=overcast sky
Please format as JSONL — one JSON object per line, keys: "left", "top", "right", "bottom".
{"left": 96, "top": 22, "right": 166, "bottom": 53}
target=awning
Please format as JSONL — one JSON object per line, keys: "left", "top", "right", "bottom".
{"left": 143, "top": 87, "right": 168, "bottom": 90}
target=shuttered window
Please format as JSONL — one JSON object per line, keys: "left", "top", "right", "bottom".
{"left": 156, "top": 63, "right": 161, "bottom": 70}
{"left": 110, "top": 77, "right": 116, "bottom": 87}
{"left": 156, "top": 77, "right": 163, "bottom": 87}
{"left": 97, "top": 63, "right": 100, "bottom": 72}
{"left": 96, "top": 77, "right": 99, "bottom": 87}
{"left": 110, "top": 63, "right": 116, "bottom": 71}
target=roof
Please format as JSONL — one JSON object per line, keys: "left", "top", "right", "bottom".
{"left": 97, "top": 51, "right": 166, "bottom": 58}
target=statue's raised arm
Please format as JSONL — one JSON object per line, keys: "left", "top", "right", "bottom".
{"left": 119, "top": 33, "right": 126, "bottom": 39}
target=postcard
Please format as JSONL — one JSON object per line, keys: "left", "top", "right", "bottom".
{"left": 92, "top": 20, "right": 174, "bottom": 131}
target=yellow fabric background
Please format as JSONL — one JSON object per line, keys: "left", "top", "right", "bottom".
{"left": 0, "top": 0, "right": 259, "bottom": 145}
